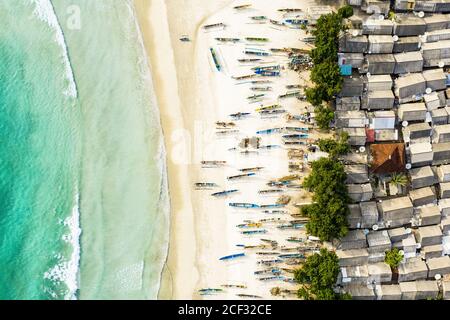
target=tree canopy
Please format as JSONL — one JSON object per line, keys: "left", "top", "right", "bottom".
{"left": 317, "top": 132, "right": 350, "bottom": 158}
{"left": 338, "top": 5, "right": 354, "bottom": 19}
{"left": 302, "top": 157, "right": 349, "bottom": 241}
{"left": 385, "top": 247, "right": 404, "bottom": 269}
{"left": 295, "top": 248, "right": 348, "bottom": 300}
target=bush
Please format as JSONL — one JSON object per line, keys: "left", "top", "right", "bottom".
{"left": 385, "top": 248, "right": 404, "bottom": 269}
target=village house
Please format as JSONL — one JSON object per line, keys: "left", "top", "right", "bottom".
{"left": 424, "top": 14, "right": 450, "bottom": 31}
{"left": 439, "top": 181, "right": 450, "bottom": 198}
{"left": 409, "top": 142, "right": 433, "bottom": 167}
{"left": 366, "top": 74, "right": 393, "bottom": 91}
{"left": 394, "top": 73, "right": 426, "bottom": 102}
{"left": 400, "top": 280, "right": 439, "bottom": 300}
{"left": 342, "top": 283, "right": 376, "bottom": 300}
{"left": 339, "top": 265, "right": 369, "bottom": 284}
{"left": 409, "top": 186, "right": 437, "bottom": 206}
{"left": 409, "top": 165, "right": 438, "bottom": 189}
{"left": 393, "top": 15, "right": 426, "bottom": 36}
{"left": 394, "top": 51, "right": 424, "bottom": 74}
{"left": 338, "top": 229, "right": 368, "bottom": 250}
{"left": 398, "top": 102, "right": 427, "bottom": 122}
{"left": 422, "top": 243, "right": 443, "bottom": 259}
{"left": 424, "top": 28, "right": 450, "bottom": 43}
{"left": 340, "top": 76, "right": 365, "bottom": 96}
{"left": 347, "top": 183, "right": 374, "bottom": 202}
{"left": 345, "top": 164, "right": 370, "bottom": 184}
{"left": 423, "top": 68, "right": 447, "bottom": 91}
{"left": 366, "top": 54, "right": 396, "bottom": 74}
{"left": 421, "top": 40, "right": 450, "bottom": 67}
{"left": 379, "top": 196, "right": 414, "bottom": 227}
{"left": 432, "top": 142, "right": 450, "bottom": 165}
{"left": 362, "top": 90, "right": 395, "bottom": 109}
{"left": 393, "top": 36, "right": 421, "bottom": 53}
{"left": 431, "top": 108, "right": 448, "bottom": 125}
{"left": 369, "top": 143, "right": 406, "bottom": 174}
{"left": 427, "top": 256, "right": 450, "bottom": 278}
{"left": 375, "top": 284, "right": 402, "bottom": 300}
{"left": 362, "top": 18, "right": 394, "bottom": 35}
{"left": 368, "top": 262, "right": 392, "bottom": 283}
{"left": 417, "top": 204, "right": 441, "bottom": 226}
{"left": 432, "top": 124, "right": 450, "bottom": 143}
{"left": 403, "top": 122, "right": 431, "bottom": 141}
{"left": 336, "top": 96, "right": 361, "bottom": 111}
{"left": 398, "top": 257, "right": 429, "bottom": 282}
{"left": 341, "top": 127, "right": 367, "bottom": 146}
{"left": 437, "top": 164, "right": 450, "bottom": 182}
{"left": 368, "top": 35, "right": 394, "bottom": 54}
{"left": 337, "top": 248, "right": 370, "bottom": 267}
{"left": 415, "top": 225, "right": 443, "bottom": 246}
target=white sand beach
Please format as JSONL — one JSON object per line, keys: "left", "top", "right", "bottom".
{"left": 134, "top": 0, "right": 328, "bottom": 299}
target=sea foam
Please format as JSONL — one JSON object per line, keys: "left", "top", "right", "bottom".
{"left": 30, "top": 0, "right": 78, "bottom": 98}
{"left": 44, "top": 191, "right": 81, "bottom": 300}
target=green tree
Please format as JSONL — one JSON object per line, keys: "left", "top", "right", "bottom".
{"left": 338, "top": 5, "right": 354, "bottom": 19}
{"left": 314, "top": 104, "right": 335, "bottom": 130}
{"left": 318, "top": 132, "right": 350, "bottom": 158}
{"left": 295, "top": 248, "right": 344, "bottom": 300}
{"left": 310, "top": 60, "right": 343, "bottom": 100}
{"left": 385, "top": 248, "right": 404, "bottom": 269}
{"left": 302, "top": 157, "right": 349, "bottom": 241}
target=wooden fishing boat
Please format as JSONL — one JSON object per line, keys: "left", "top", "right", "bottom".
{"left": 255, "top": 104, "right": 280, "bottom": 112}
{"left": 229, "top": 112, "right": 251, "bottom": 119}
{"left": 256, "top": 70, "right": 280, "bottom": 77}
{"left": 203, "top": 22, "right": 225, "bottom": 30}
{"left": 216, "top": 129, "right": 239, "bottom": 135}
{"left": 279, "top": 91, "right": 301, "bottom": 99}
{"left": 227, "top": 172, "right": 255, "bottom": 180}
{"left": 250, "top": 86, "right": 272, "bottom": 91}
{"left": 221, "top": 284, "right": 247, "bottom": 289}
{"left": 232, "top": 74, "right": 257, "bottom": 80}
{"left": 247, "top": 93, "right": 265, "bottom": 100}
{"left": 250, "top": 80, "right": 271, "bottom": 84}
{"left": 179, "top": 35, "right": 190, "bottom": 42}
{"left": 287, "top": 237, "right": 305, "bottom": 243}
{"left": 237, "top": 222, "right": 262, "bottom": 229}
{"left": 257, "top": 259, "right": 282, "bottom": 265}
{"left": 270, "top": 19, "right": 285, "bottom": 26}
{"left": 260, "top": 109, "right": 285, "bottom": 115}
{"left": 215, "top": 37, "right": 240, "bottom": 43}
{"left": 210, "top": 48, "right": 221, "bottom": 71}
{"left": 262, "top": 209, "right": 288, "bottom": 214}
{"left": 258, "top": 276, "right": 284, "bottom": 281}
{"left": 252, "top": 65, "right": 280, "bottom": 71}
{"left": 254, "top": 268, "right": 281, "bottom": 275}
{"left": 216, "top": 121, "right": 235, "bottom": 128}
{"left": 201, "top": 160, "right": 226, "bottom": 166}
{"left": 278, "top": 8, "right": 302, "bottom": 12}
{"left": 211, "top": 189, "right": 238, "bottom": 197}
{"left": 258, "top": 145, "right": 280, "bottom": 150}
{"left": 284, "top": 126, "right": 308, "bottom": 132}
{"left": 256, "top": 128, "right": 282, "bottom": 134}
{"left": 244, "top": 49, "right": 269, "bottom": 56}
{"left": 245, "top": 37, "right": 269, "bottom": 42}
{"left": 219, "top": 253, "right": 245, "bottom": 261}
{"left": 250, "top": 16, "right": 267, "bottom": 21}
{"left": 198, "top": 288, "right": 223, "bottom": 293}
{"left": 236, "top": 294, "right": 262, "bottom": 299}
{"left": 233, "top": 4, "right": 252, "bottom": 10}
{"left": 239, "top": 166, "right": 264, "bottom": 172}
{"left": 286, "top": 84, "right": 302, "bottom": 89}
{"left": 256, "top": 251, "right": 280, "bottom": 256}
{"left": 282, "top": 133, "right": 308, "bottom": 139}
{"left": 241, "top": 150, "right": 258, "bottom": 155}
{"left": 260, "top": 203, "right": 285, "bottom": 209}
{"left": 229, "top": 202, "right": 259, "bottom": 209}
{"left": 258, "top": 189, "right": 283, "bottom": 194}
{"left": 241, "top": 229, "right": 267, "bottom": 235}
{"left": 194, "top": 182, "right": 218, "bottom": 189}
{"left": 238, "top": 58, "right": 262, "bottom": 63}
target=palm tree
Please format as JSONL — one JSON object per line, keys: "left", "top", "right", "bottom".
{"left": 390, "top": 173, "right": 408, "bottom": 187}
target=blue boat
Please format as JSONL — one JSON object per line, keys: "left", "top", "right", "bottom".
{"left": 244, "top": 49, "right": 269, "bottom": 56}
{"left": 256, "top": 70, "right": 280, "bottom": 76}
{"left": 219, "top": 253, "right": 245, "bottom": 261}
{"left": 285, "top": 19, "right": 308, "bottom": 25}
{"left": 229, "top": 202, "right": 259, "bottom": 208}
{"left": 256, "top": 128, "right": 282, "bottom": 134}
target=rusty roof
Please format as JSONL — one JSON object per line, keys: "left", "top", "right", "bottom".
{"left": 370, "top": 143, "right": 406, "bottom": 174}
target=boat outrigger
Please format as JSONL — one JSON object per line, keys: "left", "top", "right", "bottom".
{"left": 210, "top": 48, "right": 221, "bottom": 71}
{"left": 219, "top": 253, "right": 245, "bottom": 261}
{"left": 211, "top": 189, "right": 238, "bottom": 197}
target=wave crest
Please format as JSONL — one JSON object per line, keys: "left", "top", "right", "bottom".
{"left": 30, "top": 0, "right": 78, "bottom": 98}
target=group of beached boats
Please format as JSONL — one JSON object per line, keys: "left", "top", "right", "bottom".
{"left": 194, "top": 5, "right": 322, "bottom": 299}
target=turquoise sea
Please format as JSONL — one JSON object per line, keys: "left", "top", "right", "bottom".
{"left": 0, "top": 0, "right": 169, "bottom": 299}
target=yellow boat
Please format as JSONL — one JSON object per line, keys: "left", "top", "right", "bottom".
{"left": 255, "top": 104, "right": 280, "bottom": 112}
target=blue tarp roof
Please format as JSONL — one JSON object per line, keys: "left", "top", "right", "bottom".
{"left": 340, "top": 64, "right": 352, "bottom": 76}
